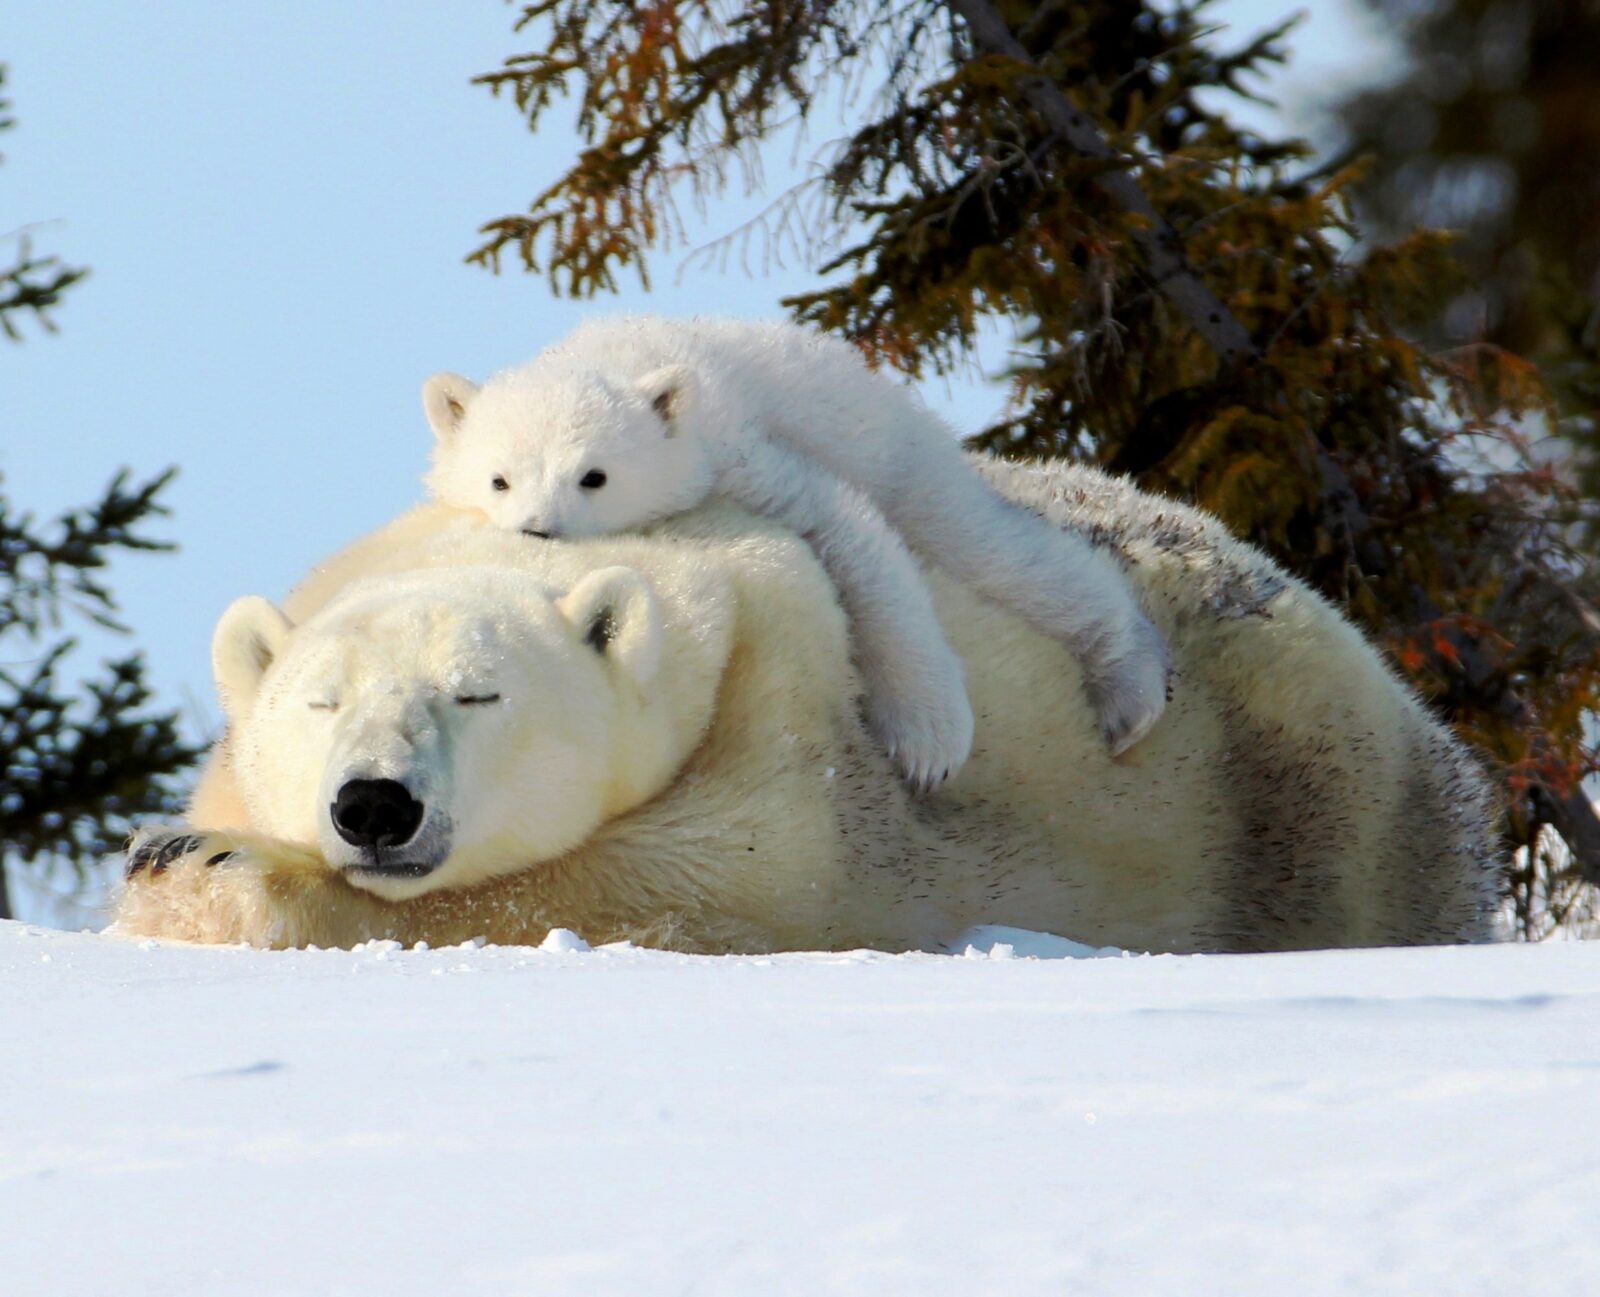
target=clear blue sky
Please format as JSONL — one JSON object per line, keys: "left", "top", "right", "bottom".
{"left": 2, "top": 2, "right": 1382, "bottom": 917}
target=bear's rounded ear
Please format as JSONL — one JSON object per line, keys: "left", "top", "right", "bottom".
{"left": 557, "top": 566, "right": 662, "bottom": 692}
{"left": 635, "top": 365, "right": 695, "bottom": 434}
{"left": 212, "top": 596, "right": 294, "bottom": 719}
{"left": 421, "top": 373, "right": 480, "bottom": 443}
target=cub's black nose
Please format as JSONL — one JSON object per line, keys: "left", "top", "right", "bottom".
{"left": 331, "top": 779, "right": 424, "bottom": 849}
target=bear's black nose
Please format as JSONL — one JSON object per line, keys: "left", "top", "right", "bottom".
{"left": 331, "top": 779, "right": 424, "bottom": 849}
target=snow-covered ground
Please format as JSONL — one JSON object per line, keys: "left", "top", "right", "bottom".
{"left": 5, "top": 921, "right": 1598, "bottom": 1296}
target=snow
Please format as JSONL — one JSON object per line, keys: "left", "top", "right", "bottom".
{"left": 5, "top": 921, "right": 1599, "bottom": 1296}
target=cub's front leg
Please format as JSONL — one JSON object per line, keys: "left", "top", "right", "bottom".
{"left": 717, "top": 437, "right": 974, "bottom": 793}
{"left": 113, "top": 826, "right": 394, "bottom": 949}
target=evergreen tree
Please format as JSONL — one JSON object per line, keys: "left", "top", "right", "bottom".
{"left": 1334, "top": 0, "right": 1600, "bottom": 932}
{"left": 0, "top": 67, "right": 83, "bottom": 341}
{"left": 468, "top": 1, "right": 1600, "bottom": 931}
{"left": 0, "top": 63, "right": 198, "bottom": 921}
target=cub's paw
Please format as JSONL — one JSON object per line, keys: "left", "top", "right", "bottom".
{"left": 124, "top": 826, "right": 248, "bottom": 879}
{"left": 866, "top": 664, "right": 976, "bottom": 797}
{"left": 1087, "top": 614, "right": 1173, "bottom": 756}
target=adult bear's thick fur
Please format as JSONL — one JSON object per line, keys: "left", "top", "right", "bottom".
{"left": 114, "top": 458, "right": 1499, "bottom": 952}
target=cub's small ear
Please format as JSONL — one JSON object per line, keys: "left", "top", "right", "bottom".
{"left": 421, "top": 373, "right": 480, "bottom": 443}
{"left": 635, "top": 365, "right": 695, "bottom": 434}
{"left": 212, "top": 596, "right": 294, "bottom": 719}
{"left": 557, "top": 566, "right": 662, "bottom": 692}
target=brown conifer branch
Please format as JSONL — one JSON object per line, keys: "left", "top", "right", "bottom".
{"left": 945, "top": 0, "right": 1260, "bottom": 366}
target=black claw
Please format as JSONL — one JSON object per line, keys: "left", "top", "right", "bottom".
{"left": 205, "top": 851, "right": 237, "bottom": 868}
{"left": 151, "top": 834, "right": 204, "bottom": 875}
{"left": 125, "top": 839, "right": 162, "bottom": 878}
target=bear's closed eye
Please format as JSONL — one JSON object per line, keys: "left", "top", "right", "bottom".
{"left": 455, "top": 693, "right": 501, "bottom": 706}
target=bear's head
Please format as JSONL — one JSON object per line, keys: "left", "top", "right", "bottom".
{"left": 211, "top": 564, "right": 689, "bottom": 900}
{"left": 421, "top": 362, "right": 713, "bottom": 541}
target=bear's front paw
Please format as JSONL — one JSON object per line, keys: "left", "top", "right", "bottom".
{"left": 114, "top": 824, "right": 274, "bottom": 945}
{"left": 115, "top": 825, "right": 344, "bottom": 947}
{"left": 1088, "top": 614, "right": 1173, "bottom": 757}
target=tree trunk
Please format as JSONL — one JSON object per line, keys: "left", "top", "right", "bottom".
{"left": 0, "top": 860, "right": 13, "bottom": 922}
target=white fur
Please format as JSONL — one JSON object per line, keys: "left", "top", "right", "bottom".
{"left": 115, "top": 461, "right": 1497, "bottom": 954}
{"left": 421, "top": 317, "right": 1170, "bottom": 785}
{"left": 203, "top": 561, "right": 711, "bottom": 904}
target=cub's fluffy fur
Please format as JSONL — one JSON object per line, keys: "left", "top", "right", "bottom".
{"left": 422, "top": 316, "right": 1170, "bottom": 789}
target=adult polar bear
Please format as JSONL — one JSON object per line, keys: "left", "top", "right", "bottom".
{"left": 115, "top": 459, "right": 1498, "bottom": 953}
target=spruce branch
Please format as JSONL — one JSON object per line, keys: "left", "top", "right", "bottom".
{"left": 0, "top": 231, "right": 87, "bottom": 341}
{"left": 944, "top": 0, "right": 1260, "bottom": 367}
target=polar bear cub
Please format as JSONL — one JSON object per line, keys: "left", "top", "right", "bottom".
{"left": 422, "top": 316, "right": 1170, "bottom": 788}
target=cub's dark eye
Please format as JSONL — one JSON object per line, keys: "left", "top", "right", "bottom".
{"left": 579, "top": 469, "right": 608, "bottom": 490}
{"left": 491, "top": 475, "right": 510, "bottom": 492}
{"left": 454, "top": 693, "right": 501, "bottom": 707}
{"left": 308, "top": 700, "right": 339, "bottom": 713}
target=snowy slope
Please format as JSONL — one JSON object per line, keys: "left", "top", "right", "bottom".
{"left": 4, "top": 921, "right": 1598, "bottom": 1296}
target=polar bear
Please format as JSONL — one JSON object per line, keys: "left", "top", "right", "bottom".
{"left": 114, "top": 458, "right": 1498, "bottom": 954}
{"left": 421, "top": 316, "right": 1171, "bottom": 789}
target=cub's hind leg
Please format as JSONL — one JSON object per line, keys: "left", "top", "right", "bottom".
{"left": 885, "top": 447, "right": 1171, "bottom": 755}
